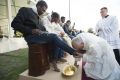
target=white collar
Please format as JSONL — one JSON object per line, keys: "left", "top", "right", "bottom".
{"left": 32, "top": 6, "right": 49, "bottom": 18}
{"left": 32, "top": 6, "right": 38, "bottom": 15}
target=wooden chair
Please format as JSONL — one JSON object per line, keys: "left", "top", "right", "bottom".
{"left": 28, "top": 43, "right": 53, "bottom": 77}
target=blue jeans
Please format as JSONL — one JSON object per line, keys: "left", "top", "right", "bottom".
{"left": 52, "top": 46, "right": 64, "bottom": 60}
{"left": 52, "top": 37, "right": 65, "bottom": 60}
{"left": 25, "top": 33, "right": 75, "bottom": 55}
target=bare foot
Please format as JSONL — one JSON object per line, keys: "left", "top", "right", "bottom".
{"left": 63, "top": 52, "right": 68, "bottom": 58}
{"left": 52, "top": 61, "right": 60, "bottom": 72}
{"left": 58, "top": 58, "right": 67, "bottom": 63}
{"left": 74, "top": 61, "right": 79, "bottom": 68}
{"left": 54, "top": 68, "right": 60, "bottom": 72}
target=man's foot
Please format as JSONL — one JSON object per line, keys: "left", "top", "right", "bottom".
{"left": 63, "top": 52, "right": 68, "bottom": 58}
{"left": 58, "top": 58, "right": 67, "bottom": 63}
{"left": 74, "top": 61, "right": 79, "bottom": 68}
{"left": 54, "top": 68, "right": 60, "bottom": 72}
{"left": 52, "top": 61, "right": 60, "bottom": 72}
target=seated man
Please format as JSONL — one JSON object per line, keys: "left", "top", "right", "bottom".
{"left": 59, "top": 16, "right": 65, "bottom": 27}
{"left": 72, "top": 33, "right": 120, "bottom": 80}
{"left": 40, "top": 12, "right": 72, "bottom": 72}
{"left": 11, "top": 0, "right": 77, "bottom": 72}
{"left": 50, "top": 12, "right": 72, "bottom": 47}
{"left": 50, "top": 12, "right": 70, "bottom": 71}
{"left": 63, "top": 20, "right": 75, "bottom": 39}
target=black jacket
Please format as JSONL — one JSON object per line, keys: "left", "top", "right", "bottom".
{"left": 63, "top": 24, "right": 71, "bottom": 35}
{"left": 11, "top": 7, "right": 46, "bottom": 37}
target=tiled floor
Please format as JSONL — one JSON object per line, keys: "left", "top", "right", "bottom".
{"left": 18, "top": 54, "right": 82, "bottom": 80}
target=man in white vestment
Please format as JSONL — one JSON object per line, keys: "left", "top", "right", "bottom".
{"left": 72, "top": 33, "right": 120, "bottom": 80}
{"left": 96, "top": 7, "right": 120, "bottom": 65}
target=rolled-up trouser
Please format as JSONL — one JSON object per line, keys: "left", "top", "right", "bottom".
{"left": 25, "top": 33, "right": 75, "bottom": 55}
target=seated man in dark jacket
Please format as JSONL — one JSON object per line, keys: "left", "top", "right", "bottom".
{"left": 11, "top": 0, "right": 77, "bottom": 71}
{"left": 63, "top": 20, "right": 75, "bottom": 39}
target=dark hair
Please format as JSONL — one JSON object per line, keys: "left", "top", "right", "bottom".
{"left": 100, "top": 7, "right": 108, "bottom": 10}
{"left": 61, "top": 16, "right": 65, "bottom": 19}
{"left": 66, "top": 20, "right": 71, "bottom": 23}
{"left": 36, "top": 0, "right": 48, "bottom": 8}
{"left": 51, "top": 12, "right": 60, "bottom": 19}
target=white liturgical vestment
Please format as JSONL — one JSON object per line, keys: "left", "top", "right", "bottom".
{"left": 96, "top": 15, "right": 120, "bottom": 49}
{"left": 76, "top": 33, "right": 120, "bottom": 80}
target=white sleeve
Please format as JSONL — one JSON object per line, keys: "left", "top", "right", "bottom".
{"left": 104, "top": 16, "right": 119, "bottom": 34}
{"left": 52, "top": 24, "right": 65, "bottom": 35}
{"left": 57, "top": 25, "right": 65, "bottom": 32}
{"left": 95, "top": 22, "right": 100, "bottom": 35}
{"left": 41, "top": 17, "right": 53, "bottom": 33}
{"left": 83, "top": 46, "right": 103, "bottom": 63}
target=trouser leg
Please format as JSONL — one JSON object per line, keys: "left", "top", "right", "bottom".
{"left": 113, "top": 49, "right": 120, "bottom": 65}
{"left": 25, "top": 33, "right": 75, "bottom": 55}
{"left": 52, "top": 46, "right": 61, "bottom": 60}
{"left": 48, "top": 33, "right": 75, "bottom": 54}
{"left": 58, "top": 49, "right": 64, "bottom": 58}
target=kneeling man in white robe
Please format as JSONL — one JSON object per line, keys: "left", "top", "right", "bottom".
{"left": 72, "top": 33, "right": 120, "bottom": 80}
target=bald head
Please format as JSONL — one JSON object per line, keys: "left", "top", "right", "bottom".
{"left": 72, "top": 37, "right": 84, "bottom": 51}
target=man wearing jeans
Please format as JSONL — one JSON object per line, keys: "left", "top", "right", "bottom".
{"left": 11, "top": 0, "right": 77, "bottom": 63}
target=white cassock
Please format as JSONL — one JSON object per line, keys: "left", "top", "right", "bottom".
{"left": 96, "top": 16, "right": 120, "bottom": 49}
{"left": 76, "top": 33, "right": 120, "bottom": 80}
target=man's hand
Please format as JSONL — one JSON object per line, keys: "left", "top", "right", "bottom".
{"left": 74, "top": 61, "right": 79, "bottom": 68}
{"left": 73, "top": 52, "right": 79, "bottom": 57}
{"left": 60, "top": 32, "right": 65, "bottom": 37}
{"left": 32, "top": 29, "right": 40, "bottom": 34}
